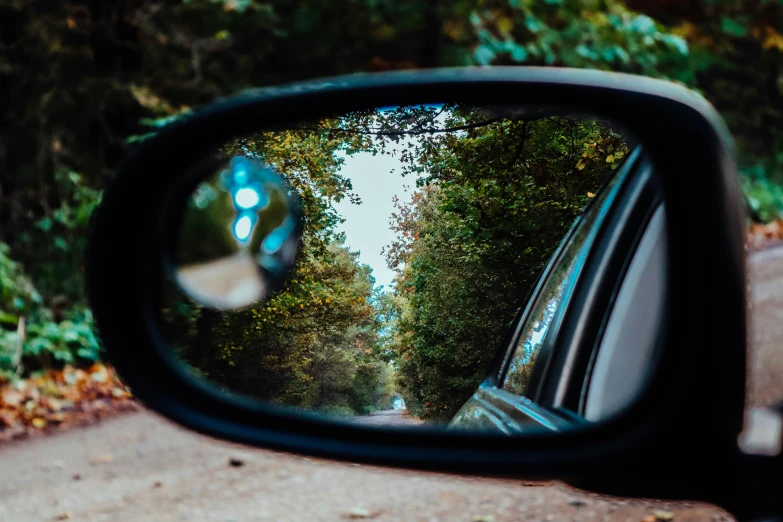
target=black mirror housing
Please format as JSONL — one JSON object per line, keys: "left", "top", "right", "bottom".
{"left": 85, "top": 67, "right": 749, "bottom": 514}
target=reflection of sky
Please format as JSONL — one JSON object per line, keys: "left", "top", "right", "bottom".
{"left": 334, "top": 149, "right": 414, "bottom": 291}
{"left": 334, "top": 110, "right": 447, "bottom": 291}
{"left": 516, "top": 282, "right": 567, "bottom": 367}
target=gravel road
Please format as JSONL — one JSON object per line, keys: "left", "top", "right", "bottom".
{"left": 0, "top": 247, "right": 780, "bottom": 522}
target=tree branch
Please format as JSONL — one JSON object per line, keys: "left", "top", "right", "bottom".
{"left": 293, "top": 118, "right": 504, "bottom": 137}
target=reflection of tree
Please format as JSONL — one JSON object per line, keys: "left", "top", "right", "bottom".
{"left": 504, "top": 168, "right": 624, "bottom": 396}
{"left": 377, "top": 107, "right": 629, "bottom": 421}
{"left": 165, "top": 104, "right": 629, "bottom": 420}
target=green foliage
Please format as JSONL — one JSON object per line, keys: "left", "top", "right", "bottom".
{"left": 23, "top": 308, "right": 101, "bottom": 365}
{"left": 380, "top": 110, "right": 627, "bottom": 420}
{"left": 0, "top": 243, "right": 42, "bottom": 322}
{"left": 13, "top": 168, "right": 102, "bottom": 303}
{"left": 464, "top": 0, "right": 694, "bottom": 81}
{"left": 0, "top": 242, "right": 101, "bottom": 380}
{"left": 0, "top": 166, "right": 102, "bottom": 380}
{"left": 3, "top": 0, "right": 783, "bottom": 409}
{"left": 168, "top": 239, "right": 396, "bottom": 414}
{"left": 617, "top": 0, "right": 783, "bottom": 219}
{"left": 164, "top": 118, "right": 398, "bottom": 415}
{"left": 743, "top": 165, "right": 783, "bottom": 223}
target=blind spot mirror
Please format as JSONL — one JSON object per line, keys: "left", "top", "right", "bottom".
{"left": 172, "top": 156, "right": 301, "bottom": 311}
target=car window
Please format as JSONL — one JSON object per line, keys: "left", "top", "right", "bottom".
{"left": 502, "top": 164, "right": 625, "bottom": 397}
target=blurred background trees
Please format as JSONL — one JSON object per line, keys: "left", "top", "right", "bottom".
{"left": 1, "top": 0, "right": 780, "bottom": 386}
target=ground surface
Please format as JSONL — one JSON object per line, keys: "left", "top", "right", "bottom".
{"left": 0, "top": 412, "right": 733, "bottom": 522}
{"left": 0, "top": 247, "right": 780, "bottom": 522}
{"left": 347, "top": 408, "right": 424, "bottom": 428}
{"left": 747, "top": 245, "right": 783, "bottom": 408}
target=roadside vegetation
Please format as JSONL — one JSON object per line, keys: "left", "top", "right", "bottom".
{"left": 3, "top": 0, "right": 783, "bottom": 430}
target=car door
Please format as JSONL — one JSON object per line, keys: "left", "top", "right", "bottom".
{"left": 449, "top": 146, "right": 666, "bottom": 433}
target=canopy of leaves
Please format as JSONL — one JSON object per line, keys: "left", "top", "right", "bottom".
{"left": 1, "top": 0, "right": 778, "bottom": 397}
{"left": 375, "top": 108, "right": 628, "bottom": 420}
{"left": 161, "top": 104, "right": 627, "bottom": 421}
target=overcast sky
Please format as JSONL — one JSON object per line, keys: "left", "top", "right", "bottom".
{"left": 334, "top": 149, "right": 415, "bottom": 291}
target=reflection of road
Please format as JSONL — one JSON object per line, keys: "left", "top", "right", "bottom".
{"left": 177, "top": 253, "right": 265, "bottom": 309}
{"left": 346, "top": 409, "right": 424, "bottom": 428}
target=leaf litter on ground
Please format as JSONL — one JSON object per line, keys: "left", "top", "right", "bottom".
{"left": 0, "top": 363, "right": 136, "bottom": 442}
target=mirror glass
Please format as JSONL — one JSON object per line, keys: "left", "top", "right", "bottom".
{"left": 173, "top": 156, "right": 301, "bottom": 310}
{"left": 160, "top": 103, "right": 664, "bottom": 434}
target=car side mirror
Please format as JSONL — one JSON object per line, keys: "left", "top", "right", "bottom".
{"left": 85, "top": 67, "right": 749, "bottom": 511}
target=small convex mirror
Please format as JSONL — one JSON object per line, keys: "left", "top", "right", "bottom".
{"left": 173, "top": 156, "right": 301, "bottom": 310}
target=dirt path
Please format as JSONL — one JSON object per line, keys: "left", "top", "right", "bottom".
{"left": 747, "top": 245, "right": 783, "bottom": 408}
{"left": 2, "top": 246, "right": 781, "bottom": 522}
{"left": 347, "top": 409, "right": 424, "bottom": 428}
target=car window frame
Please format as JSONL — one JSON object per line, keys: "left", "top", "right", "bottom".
{"left": 493, "top": 147, "right": 642, "bottom": 399}
{"left": 536, "top": 156, "right": 664, "bottom": 414}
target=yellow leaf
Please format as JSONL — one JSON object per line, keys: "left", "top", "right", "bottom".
{"left": 576, "top": 161, "right": 586, "bottom": 170}
{"left": 606, "top": 155, "right": 614, "bottom": 163}
{"left": 496, "top": 16, "right": 514, "bottom": 35}
{"left": 671, "top": 21, "right": 697, "bottom": 39}
{"left": 442, "top": 19, "right": 464, "bottom": 41}
{"left": 32, "top": 417, "right": 47, "bottom": 429}
{"left": 587, "top": 192, "right": 595, "bottom": 198}
{"left": 763, "top": 30, "right": 783, "bottom": 51}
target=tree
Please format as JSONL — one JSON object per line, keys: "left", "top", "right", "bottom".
{"left": 380, "top": 109, "right": 629, "bottom": 420}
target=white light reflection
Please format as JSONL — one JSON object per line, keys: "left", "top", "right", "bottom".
{"left": 234, "top": 215, "right": 253, "bottom": 241}
{"left": 235, "top": 187, "right": 260, "bottom": 209}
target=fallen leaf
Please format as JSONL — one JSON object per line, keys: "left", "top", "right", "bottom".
{"left": 228, "top": 458, "right": 244, "bottom": 467}
{"left": 473, "top": 516, "right": 496, "bottom": 522}
{"left": 49, "top": 412, "right": 67, "bottom": 424}
{"left": 72, "top": 474, "right": 81, "bottom": 481}
{"left": 0, "top": 410, "right": 17, "bottom": 427}
{"left": 1, "top": 389, "right": 24, "bottom": 407}
{"left": 54, "top": 512, "right": 73, "bottom": 520}
{"left": 153, "top": 481, "right": 163, "bottom": 488}
{"left": 89, "top": 454, "right": 113, "bottom": 465}
{"left": 31, "top": 417, "right": 47, "bottom": 429}
{"left": 642, "top": 512, "right": 675, "bottom": 522}
{"left": 112, "top": 387, "right": 131, "bottom": 399}
{"left": 587, "top": 191, "right": 595, "bottom": 198}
